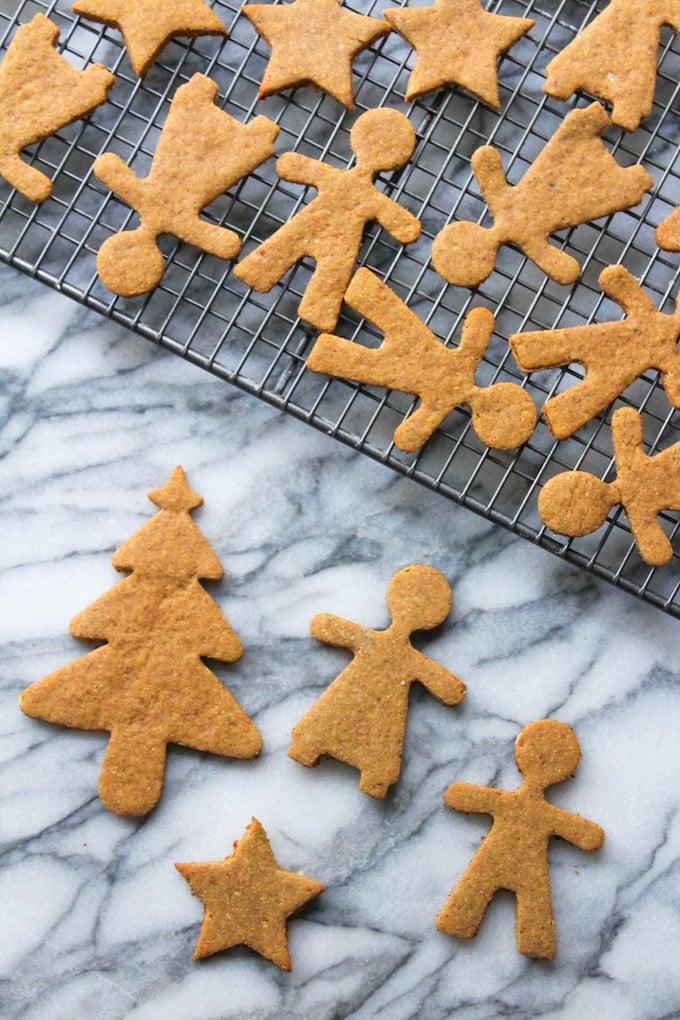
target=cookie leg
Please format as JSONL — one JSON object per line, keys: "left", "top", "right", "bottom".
{"left": 436, "top": 867, "right": 497, "bottom": 939}
{"left": 297, "top": 256, "right": 353, "bottom": 332}
{"left": 515, "top": 880, "right": 556, "bottom": 959}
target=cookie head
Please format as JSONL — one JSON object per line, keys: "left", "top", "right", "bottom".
{"left": 515, "top": 719, "right": 581, "bottom": 787}
{"left": 471, "top": 382, "right": 536, "bottom": 450}
{"left": 538, "top": 471, "right": 615, "bottom": 538}
{"left": 431, "top": 221, "right": 498, "bottom": 288}
{"left": 385, "top": 564, "right": 452, "bottom": 632}
{"left": 97, "top": 228, "right": 165, "bottom": 297}
{"left": 350, "top": 108, "right": 416, "bottom": 172}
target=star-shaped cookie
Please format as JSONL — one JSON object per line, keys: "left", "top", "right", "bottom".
{"left": 384, "top": 0, "right": 534, "bottom": 107}
{"left": 176, "top": 818, "right": 324, "bottom": 970}
{"left": 242, "top": 0, "right": 389, "bottom": 109}
{"left": 71, "top": 0, "right": 228, "bottom": 77}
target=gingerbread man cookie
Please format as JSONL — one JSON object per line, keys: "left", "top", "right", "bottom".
{"left": 437, "top": 720, "right": 604, "bottom": 960}
{"left": 309, "top": 267, "right": 536, "bottom": 451}
{"left": 432, "top": 103, "right": 652, "bottom": 289}
{"left": 538, "top": 408, "right": 680, "bottom": 566}
{"left": 94, "top": 74, "right": 279, "bottom": 296}
{"left": 289, "top": 565, "right": 466, "bottom": 797}
{"left": 544, "top": 0, "right": 680, "bottom": 132}
{"left": 235, "top": 107, "right": 420, "bottom": 332}
{"left": 0, "top": 15, "right": 114, "bottom": 203}
{"left": 510, "top": 265, "right": 680, "bottom": 439}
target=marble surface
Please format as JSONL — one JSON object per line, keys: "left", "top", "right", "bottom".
{"left": 2, "top": 261, "right": 680, "bottom": 1020}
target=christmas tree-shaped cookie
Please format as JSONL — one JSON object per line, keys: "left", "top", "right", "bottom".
{"left": 432, "top": 103, "right": 652, "bottom": 289}
{"left": 510, "top": 265, "right": 680, "bottom": 439}
{"left": 309, "top": 267, "right": 536, "bottom": 451}
{"left": 0, "top": 14, "right": 114, "bottom": 202}
{"left": 94, "top": 73, "right": 279, "bottom": 296}
{"left": 289, "top": 565, "right": 466, "bottom": 797}
{"left": 20, "top": 467, "right": 262, "bottom": 817}
{"left": 544, "top": 0, "right": 680, "bottom": 132}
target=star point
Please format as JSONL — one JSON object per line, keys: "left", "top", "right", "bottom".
{"left": 176, "top": 818, "right": 324, "bottom": 970}
{"left": 71, "top": 0, "right": 228, "bottom": 76}
{"left": 243, "top": 0, "right": 389, "bottom": 109}
{"left": 384, "top": 0, "right": 533, "bottom": 107}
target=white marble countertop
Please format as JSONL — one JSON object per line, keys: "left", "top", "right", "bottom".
{"left": 2, "top": 261, "right": 680, "bottom": 1020}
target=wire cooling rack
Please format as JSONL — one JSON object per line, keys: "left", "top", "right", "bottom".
{"left": 1, "top": 0, "right": 679, "bottom": 614}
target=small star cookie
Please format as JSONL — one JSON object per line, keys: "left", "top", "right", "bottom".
{"left": 384, "top": 0, "right": 534, "bottom": 107}
{"left": 71, "top": 0, "right": 227, "bottom": 77}
{"left": 176, "top": 818, "right": 324, "bottom": 970}
{"left": 242, "top": 0, "right": 389, "bottom": 109}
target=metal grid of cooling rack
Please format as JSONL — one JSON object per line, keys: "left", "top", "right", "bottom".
{"left": 1, "top": 0, "right": 679, "bottom": 613}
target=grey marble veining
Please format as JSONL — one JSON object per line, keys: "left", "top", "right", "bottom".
{"left": 1, "top": 263, "right": 680, "bottom": 1019}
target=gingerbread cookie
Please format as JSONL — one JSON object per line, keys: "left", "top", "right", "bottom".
{"left": 657, "top": 206, "right": 680, "bottom": 251}
{"left": 510, "top": 265, "right": 680, "bottom": 439}
{"left": 289, "top": 565, "right": 466, "bottom": 797}
{"left": 94, "top": 73, "right": 279, "bottom": 297}
{"left": 309, "top": 267, "right": 536, "bottom": 451}
{"left": 235, "top": 107, "right": 420, "bottom": 332}
{"left": 431, "top": 103, "right": 653, "bottom": 289}
{"left": 0, "top": 15, "right": 114, "bottom": 203}
{"left": 176, "top": 817, "right": 323, "bottom": 970}
{"left": 437, "top": 720, "right": 604, "bottom": 960}
{"left": 242, "top": 0, "right": 389, "bottom": 109}
{"left": 538, "top": 408, "right": 680, "bottom": 566}
{"left": 71, "top": 0, "right": 227, "bottom": 77}
{"left": 544, "top": 0, "right": 680, "bottom": 132}
{"left": 384, "top": 0, "right": 533, "bottom": 107}
{"left": 19, "top": 467, "right": 262, "bottom": 817}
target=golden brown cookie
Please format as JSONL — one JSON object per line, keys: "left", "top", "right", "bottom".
{"left": 431, "top": 103, "right": 653, "bottom": 289}
{"left": 510, "top": 265, "right": 680, "bottom": 439}
{"left": 289, "top": 564, "right": 466, "bottom": 797}
{"left": 538, "top": 407, "right": 680, "bottom": 565}
{"left": 544, "top": 0, "right": 680, "bottom": 132}
{"left": 235, "top": 108, "right": 420, "bottom": 331}
{"left": 657, "top": 206, "right": 680, "bottom": 251}
{"left": 176, "top": 817, "right": 323, "bottom": 969}
{"left": 242, "top": 0, "right": 389, "bottom": 109}
{"left": 384, "top": 0, "right": 533, "bottom": 107}
{"left": 309, "top": 267, "right": 536, "bottom": 451}
{"left": 437, "top": 719, "right": 604, "bottom": 960}
{"left": 19, "top": 467, "right": 262, "bottom": 817}
{"left": 94, "top": 73, "right": 279, "bottom": 296}
{"left": 0, "top": 14, "right": 114, "bottom": 203}
{"left": 71, "top": 0, "right": 227, "bottom": 77}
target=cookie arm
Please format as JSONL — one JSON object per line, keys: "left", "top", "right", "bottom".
{"left": 521, "top": 233, "right": 582, "bottom": 286}
{"left": 413, "top": 651, "right": 466, "bottom": 705}
{"left": 444, "top": 782, "right": 501, "bottom": 816}
{"left": 310, "top": 613, "right": 365, "bottom": 650}
{"left": 276, "top": 151, "right": 325, "bottom": 188}
{"left": 373, "top": 192, "right": 421, "bottom": 244}
{"left": 550, "top": 805, "right": 605, "bottom": 852}
{"left": 599, "top": 264, "right": 657, "bottom": 320}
